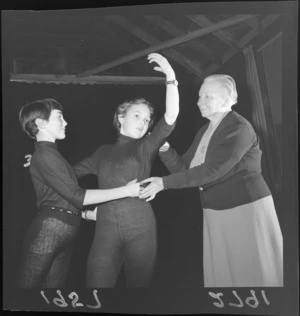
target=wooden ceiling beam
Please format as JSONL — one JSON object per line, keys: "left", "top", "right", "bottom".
{"left": 243, "top": 14, "right": 280, "bottom": 34}
{"left": 10, "top": 74, "right": 166, "bottom": 85}
{"left": 144, "top": 15, "right": 221, "bottom": 65}
{"left": 221, "top": 14, "right": 281, "bottom": 65}
{"left": 260, "top": 14, "right": 281, "bottom": 29}
{"left": 243, "top": 16, "right": 260, "bottom": 31}
{"left": 101, "top": 16, "right": 203, "bottom": 77}
{"left": 77, "top": 14, "right": 256, "bottom": 77}
{"left": 187, "top": 14, "right": 241, "bottom": 49}
{"left": 202, "top": 14, "right": 281, "bottom": 79}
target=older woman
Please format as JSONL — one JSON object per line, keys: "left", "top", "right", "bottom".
{"left": 140, "top": 74, "right": 283, "bottom": 287}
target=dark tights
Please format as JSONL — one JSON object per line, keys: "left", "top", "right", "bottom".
{"left": 86, "top": 200, "right": 156, "bottom": 288}
{"left": 15, "top": 208, "right": 81, "bottom": 288}
{"left": 86, "top": 229, "right": 156, "bottom": 288}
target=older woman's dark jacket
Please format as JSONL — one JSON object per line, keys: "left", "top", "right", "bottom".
{"left": 159, "top": 111, "right": 271, "bottom": 210}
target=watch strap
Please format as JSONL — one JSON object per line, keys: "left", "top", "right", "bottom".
{"left": 165, "top": 79, "right": 178, "bottom": 86}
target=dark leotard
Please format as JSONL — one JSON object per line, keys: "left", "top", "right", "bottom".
{"left": 74, "top": 116, "right": 175, "bottom": 287}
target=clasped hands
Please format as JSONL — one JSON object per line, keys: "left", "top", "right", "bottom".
{"left": 23, "top": 154, "right": 164, "bottom": 202}
{"left": 139, "top": 177, "right": 164, "bottom": 202}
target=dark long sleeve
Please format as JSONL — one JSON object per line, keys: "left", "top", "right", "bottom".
{"left": 73, "top": 149, "right": 99, "bottom": 178}
{"left": 159, "top": 124, "right": 207, "bottom": 173}
{"left": 159, "top": 147, "right": 186, "bottom": 173}
{"left": 163, "top": 122, "right": 255, "bottom": 189}
{"left": 142, "top": 115, "right": 176, "bottom": 157}
{"left": 31, "top": 146, "right": 86, "bottom": 210}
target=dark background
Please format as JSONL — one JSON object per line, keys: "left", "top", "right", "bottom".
{"left": 2, "top": 2, "right": 298, "bottom": 315}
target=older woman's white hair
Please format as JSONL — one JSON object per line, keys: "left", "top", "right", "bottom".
{"left": 204, "top": 74, "right": 238, "bottom": 108}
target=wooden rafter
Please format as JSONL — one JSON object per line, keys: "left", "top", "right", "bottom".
{"left": 243, "top": 16, "right": 261, "bottom": 31}
{"left": 257, "top": 30, "right": 282, "bottom": 52}
{"left": 144, "top": 15, "right": 220, "bottom": 65}
{"left": 10, "top": 74, "right": 166, "bottom": 85}
{"left": 187, "top": 15, "right": 241, "bottom": 49}
{"left": 260, "top": 14, "right": 281, "bottom": 29}
{"left": 77, "top": 14, "right": 256, "bottom": 78}
{"left": 202, "top": 14, "right": 281, "bottom": 78}
{"left": 102, "top": 15, "right": 204, "bottom": 77}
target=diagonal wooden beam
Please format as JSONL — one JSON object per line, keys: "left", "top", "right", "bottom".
{"left": 144, "top": 15, "right": 221, "bottom": 65}
{"left": 77, "top": 14, "right": 256, "bottom": 77}
{"left": 84, "top": 15, "right": 203, "bottom": 78}
{"left": 106, "top": 15, "right": 204, "bottom": 76}
{"left": 260, "top": 14, "right": 281, "bottom": 29}
{"left": 221, "top": 14, "right": 281, "bottom": 65}
{"left": 243, "top": 16, "right": 260, "bottom": 31}
{"left": 187, "top": 14, "right": 242, "bottom": 48}
{"left": 202, "top": 14, "right": 281, "bottom": 79}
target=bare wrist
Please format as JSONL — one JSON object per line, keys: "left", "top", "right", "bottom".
{"left": 160, "top": 178, "right": 164, "bottom": 190}
{"left": 165, "top": 71, "right": 176, "bottom": 81}
{"left": 84, "top": 210, "right": 90, "bottom": 221}
{"left": 166, "top": 76, "right": 176, "bottom": 82}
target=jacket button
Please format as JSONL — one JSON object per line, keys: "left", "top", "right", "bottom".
{"left": 199, "top": 187, "right": 203, "bottom": 191}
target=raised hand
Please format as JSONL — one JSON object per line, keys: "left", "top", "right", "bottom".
{"left": 24, "top": 154, "right": 32, "bottom": 167}
{"left": 147, "top": 53, "right": 175, "bottom": 80}
{"left": 126, "top": 179, "right": 141, "bottom": 197}
{"left": 148, "top": 53, "right": 179, "bottom": 125}
{"left": 139, "top": 177, "right": 164, "bottom": 202}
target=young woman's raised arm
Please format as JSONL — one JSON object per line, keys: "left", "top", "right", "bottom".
{"left": 148, "top": 53, "right": 179, "bottom": 125}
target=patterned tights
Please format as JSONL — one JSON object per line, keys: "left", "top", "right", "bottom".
{"left": 15, "top": 208, "right": 81, "bottom": 288}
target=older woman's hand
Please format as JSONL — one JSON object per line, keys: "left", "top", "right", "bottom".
{"left": 139, "top": 177, "right": 164, "bottom": 202}
{"left": 159, "top": 141, "right": 170, "bottom": 152}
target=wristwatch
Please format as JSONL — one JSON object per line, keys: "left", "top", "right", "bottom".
{"left": 165, "top": 79, "right": 178, "bottom": 86}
